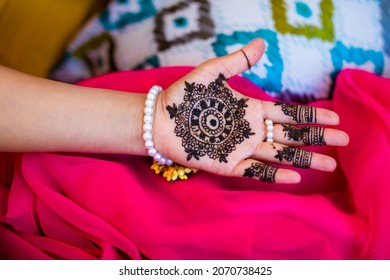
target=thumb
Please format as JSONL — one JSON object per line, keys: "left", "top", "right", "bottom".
{"left": 202, "top": 38, "right": 265, "bottom": 80}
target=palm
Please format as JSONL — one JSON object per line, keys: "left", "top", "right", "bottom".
{"left": 155, "top": 70, "right": 264, "bottom": 177}
{"left": 152, "top": 39, "right": 348, "bottom": 183}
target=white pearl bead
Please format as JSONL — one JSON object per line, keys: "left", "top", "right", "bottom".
{"left": 267, "top": 124, "right": 274, "bottom": 132}
{"left": 143, "top": 115, "right": 153, "bottom": 124}
{"left": 266, "top": 138, "right": 274, "bottom": 143}
{"left": 154, "top": 153, "right": 162, "bottom": 161}
{"left": 165, "top": 159, "right": 173, "bottom": 165}
{"left": 145, "top": 140, "right": 154, "bottom": 149}
{"left": 143, "top": 123, "right": 152, "bottom": 132}
{"left": 148, "top": 93, "right": 157, "bottom": 100}
{"left": 145, "top": 99, "right": 154, "bottom": 108}
{"left": 265, "top": 119, "right": 273, "bottom": 126}
{"left": 266, "top": 131, "right": 274, "bottom": 138}
{"left": 147, "top": 95, "right": 156, "bottom": 102}
{"left": 143, "top": 132, "right": 152, "bottom": 141}
{"left": 148, "top": 148, "right": 157, "bottom": 156}
{"left": 159, "top": 157, "right": 166, "bottom": 165}
{"left": 149, "top": 88, "right": 158, "bottom": 95}
{"left": 144, "top": 107, "right": 153, "bottom": 115}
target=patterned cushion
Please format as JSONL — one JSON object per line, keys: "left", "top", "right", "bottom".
{"left": 50, "top": 0, "right": 390, "bottom": 102}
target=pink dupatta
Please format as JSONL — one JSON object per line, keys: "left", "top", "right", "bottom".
{"left": 0, "top": 67, "right": 389, "bottom": 259}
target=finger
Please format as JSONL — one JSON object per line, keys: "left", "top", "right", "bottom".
{"left": 271, "top": 125, "right": 350, "bottom": 146}
{"left": 262, "top": 101, "right": 340, "bottom": 125}
{"left": 254, "top": 142, "right": 337, "bottom": 172}
{"left": 203, "top": 38, "right": 265, "bottom": 80}
{"left": 234, "top": 159, "right": 301, "bottom": 184}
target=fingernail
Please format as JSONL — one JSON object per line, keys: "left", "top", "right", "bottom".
{"left": 326, "top": 157, "right": 337, "bottom": 172}
{"left": 330, "top": 111, "right": 340, "bottom": 125}
{"left": 290, "top": 172, "right": 301, "bottom": 184}
{"left": 340, "top": 131, "right": 350, "bottom": 146}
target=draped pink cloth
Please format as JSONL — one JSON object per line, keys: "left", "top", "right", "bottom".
{"left": 0, "top": 67, "right": 389, "bottom": 259}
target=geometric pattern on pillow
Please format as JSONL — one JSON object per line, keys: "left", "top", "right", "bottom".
{"left": 154, "top": 0, "right": 214, "bottom": 51}
{"left": 50, "top": 0, "right": 390, "bottom": 103}
{"left": 100, "top": 0, "right": 156, "bottom": 30}
{"left": 381, "top": 0, "right": 390, "bottom": 57}
{"left": 381, "top": 0, "right": 390, "bottom": 77}
{"left": 213, "top": 30, "right": 283, "bottom": 93}
{"left": 331, "top": 42, "right": 384, "bottom": 78}
{"left": 271, "top": 0, "right": 334, "bottom": 41}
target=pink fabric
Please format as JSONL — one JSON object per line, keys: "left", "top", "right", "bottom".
{"left": 0, "top": 67, "right": 389, "bottom": 259}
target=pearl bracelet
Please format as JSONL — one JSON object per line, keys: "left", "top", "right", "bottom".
{"left": 143, "top": 85, "right": 173, "bottom": 165}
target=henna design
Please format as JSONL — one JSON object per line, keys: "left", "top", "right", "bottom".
{"left": 243, "top": 162, "right": 277, "bottom": 183}
{"left": 166, "top": 73, "right": 255, "bottom": 163}
{"left": 274, "top": 102, "right": 317, "bottom": 123}
{"left": 275, "top": 147, "right": 312, "bottom": 168}
{"left": 282, "top": 125, "right": 326, "bottom": 145}
{"left": 240, "top": 49, "right": 251, "bottom": 70}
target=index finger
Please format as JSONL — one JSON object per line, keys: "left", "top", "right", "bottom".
{"left": 261, "top": 101, "right": 340, "bottom": 125}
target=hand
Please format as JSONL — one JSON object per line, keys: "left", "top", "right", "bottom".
{"left": 153, "top": 39, "right": 349, "bottom": 184}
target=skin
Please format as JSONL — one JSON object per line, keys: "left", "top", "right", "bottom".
{"left": 155, "top": 39, "right": 349, "bottom": 183}
{"left": 0, "top": 38, "right": 349, "bottom": 184}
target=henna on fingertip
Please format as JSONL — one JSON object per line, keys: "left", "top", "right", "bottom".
{"left": 281, "top": 125, "right": 326, "bottom": 146}
{"left": 243, "top": 162, "right": 277, "bottom": 183}
{"left": 274, "top": 146, "right": 313, "bottom": 169}
{"left": 274, "top": 102, "right": 317, "bottom": 124}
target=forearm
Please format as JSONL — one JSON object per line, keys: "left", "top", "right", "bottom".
{"left": 0, "top": 65, "right": 146, "bottom": 155}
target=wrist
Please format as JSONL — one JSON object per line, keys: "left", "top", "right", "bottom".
{"left": 124, "top": 93, "right": 149, "bottom": 156}
{"left": 142, "top": 85, "right": 173, "bottom": 165}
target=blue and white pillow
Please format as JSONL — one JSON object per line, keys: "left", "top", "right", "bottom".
{"left": 51, "top": 0, "right": 390, "bottom": 102}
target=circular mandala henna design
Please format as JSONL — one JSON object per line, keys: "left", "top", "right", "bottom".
{"left": 166, "top": 74, "right": 255, "bottom": 163}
